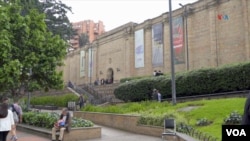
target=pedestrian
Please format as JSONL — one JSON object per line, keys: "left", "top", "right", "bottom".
{"left": 9, "top": 99, "right": 23, "bottom": 141}
{"left": 51, "top": 108, "right": 71, "bottom": 141}
{"left": 0, "top": 102, "right": 15, "bottom": 141}
{"left": 242, "top": 94, "right": 250, "bottom": 125}
{"left": 153, "top": 70, "right": 157, "bottom": 76}
{"left": 152, "top": 89, "right": 158, "bottom": 101}
{"left": 157, "top": 90, "right": 162, "bottom": 102}
{"left": 78, "top": 94, "right": 85, "bottom": 109}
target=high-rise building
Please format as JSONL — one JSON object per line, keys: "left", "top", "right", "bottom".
{"left": 70, "top": 20, "right": 105, "bottom": 49}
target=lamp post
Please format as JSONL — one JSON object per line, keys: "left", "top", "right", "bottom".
{"left": 169, "top": 0, "right": 177, "bottom": 105}
{"left": 179, "top": 3, "right": 189, "bottom": 70}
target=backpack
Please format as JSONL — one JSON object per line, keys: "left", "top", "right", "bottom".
{"left": 11, "top": 104, "right": 19, "bottom": 122}
{"left": 0, "top": 103, "right": 8, "bottom": 118}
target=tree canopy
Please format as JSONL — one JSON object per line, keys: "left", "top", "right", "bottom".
{"left": 79, "top": 33, "right": 89, "bottom": 47}
{"left": 1, "top": 0, "right": 76, "bottom": 41}
{"left": 0, "top": 3, "right": 67, "bottom": 96}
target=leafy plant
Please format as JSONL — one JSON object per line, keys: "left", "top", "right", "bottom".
{"left": 71, "top": 117, "right": 94, "bottom": 128}
{"left": 224, "top": 111, "right": 242, "bottom": 125}
{"left": 22, "top": 111, "right": 94, "bottom": 129}
{"left": 196, "top": 118, "right": 213, "bottom": 126}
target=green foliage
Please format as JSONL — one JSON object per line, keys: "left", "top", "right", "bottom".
{"left": 82, "top": 101, "right": 168, "bottom": 114}
{"left": 81, "top": 98, "right": 246, "bottom": 140}
{"left": 138, "top": 110, "right": 187, "bottom": 127}
{"left": 23, "top": 112, "right": 58, "bottom": 128}
{"left": 71, "top": 117, "right": 94, "bottom": 128}
{"left": 115, "top": 62, "right": 250, "bottom": 102}
{"left": 0, "top": 3, "right": 67, "bottom": 96}
{"left": 30, "top": 94, "right": 78, "bottom": 107}
{"left": 1, "top": 0, "right": 75, "bottom": 41}
{"left": 224, "top": 111, "right": 242, "bottom": 125}
{"left": 196, "top": 118, "right": 212, "bottom": 126}
{"left": 22, "top": 111, "right": 94, "bottom": 129}
{"left": 79, "top": 33, "right": 89, "bottom": 47}
{"left": 120, "top": 76, "right": 150, "bottom": 83}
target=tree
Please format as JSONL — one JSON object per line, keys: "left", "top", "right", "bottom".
{"left": 79, "top": 33, "right": 89, "bottom": 47}
{"left": 41, "top": 0, "right": 75, "bottom": 41}
{"left": 1, "top": 0, "right": 76, "bottom": 41}
{"left": 0, "top": 4, "right": 67, "bottom": 96}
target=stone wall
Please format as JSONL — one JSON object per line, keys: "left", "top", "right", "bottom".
{"left": 59, "top": 0, "right": 250, "bottom": 85}
{"left": 74, "top": 112, "right": 186, "bottom": 141}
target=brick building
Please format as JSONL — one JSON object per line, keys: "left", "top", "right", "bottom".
{"left": 59, "top": 0, "right": 250, "bottom": 85}
{"left": 70, "top": 20, "right": 105, "bottom": 49}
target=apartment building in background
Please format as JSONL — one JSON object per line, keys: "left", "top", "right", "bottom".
{"left": 70, "top": 20, "right": 105, "bottom": 49}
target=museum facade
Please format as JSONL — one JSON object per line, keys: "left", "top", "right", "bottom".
{"left": 58, "top": 0, "right": 250, "bottom": 85}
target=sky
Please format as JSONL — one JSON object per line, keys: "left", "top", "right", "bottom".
{"left": 61, "top": 0, "right": 199, "bottom": 31}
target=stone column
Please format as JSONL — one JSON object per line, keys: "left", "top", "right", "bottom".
{"left": 242, "top": 0, "right": 250, "bottom": 60}
{"left": 209, "top": 8, "right": 219, "bottom": 67}
{"left": 143, "top": 19, "right": 152, "bottom": 75}
{"left": 162, "top": 16, "right": 171, "bottom": 73}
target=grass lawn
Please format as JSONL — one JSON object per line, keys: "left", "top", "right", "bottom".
{"left": 82, "top": 97, "right": 246, "bottom": 140}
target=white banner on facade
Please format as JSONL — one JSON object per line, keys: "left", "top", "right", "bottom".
{"left": 88, "top": 48, "right": 93, "bottom": 77}
{"left": 134, "top": 29, "right": 145, "bottom": 68}
{"left": 80, "top": 50, "right": 85, "bottom": 77}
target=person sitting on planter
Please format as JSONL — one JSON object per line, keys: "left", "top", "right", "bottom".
{"left": 52, "top": 108, "right": 71, "bottom": 141}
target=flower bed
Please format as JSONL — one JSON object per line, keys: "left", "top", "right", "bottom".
{"left": 22, "top": 111, "right": 94, "bottom": 128}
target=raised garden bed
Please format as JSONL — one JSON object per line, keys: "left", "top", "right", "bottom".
{"left": 17, "top": 124, "right": 101, "bottom": 141}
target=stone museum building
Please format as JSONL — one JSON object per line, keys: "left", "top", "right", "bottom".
{"left": 58, "top": 0, "right": 250, "bottom": 85}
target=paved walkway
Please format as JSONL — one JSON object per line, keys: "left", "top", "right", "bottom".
{"left": 7, "top": 130, "right": 49, "bottom": 141}
{"left": 9, "top": 125, "right": 163, "bottom": 141}
{"left": 13, "top": 109, "right": 197, "bottom": 141}
{"left": 84, "top": 125, "right": 162, "bottom": 141}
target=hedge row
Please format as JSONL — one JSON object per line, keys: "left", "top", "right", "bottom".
{"left": 120, "top": 76, "right": 150, "bottom": 83}
{"left": 30, "top": 93, "right": 78, "bottom": 107}
{"left": 114, "top": 62, "right": 250, "bottom": 102}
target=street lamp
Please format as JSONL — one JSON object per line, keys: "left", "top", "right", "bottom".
{"left": 179, "top": 3, "right": 189, "bottom": 70}
{"left": 169, "top": 0, "right": 177, "bottom": 105}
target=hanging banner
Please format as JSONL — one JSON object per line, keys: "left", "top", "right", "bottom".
{"left": 152, "top": 23, "right": 163, "bottom": 67}
{"left": 80, "top": 50, "right": 85, "bottom": 77}
{"left": 173, "top": 16, "right": 185, "bottom": 64}
{"left": 88, "top": 48, "right": 93, "bottom": 77}
{"left": 134, "top": 29, "right": 145, "bottom": 68}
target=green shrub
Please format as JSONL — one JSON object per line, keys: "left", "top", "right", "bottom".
{"left": 30, "top": 93, "right": 78, "bottom": 107}
{"left": 196, "top": 118, "right": 212, "bottom": 126}
{"left": 138, "top": 110, "right": 187, "bottom": 127}
{"left": 224, "top": 111, "right": 242, "bottom": 125}
{"left": 23, "top": 112, "right": 58, "bottom": 128}
{"left": 115, "top": 62, "right": 250, "bottom": 102}
{"left": 22, "top": 112, "right": 94, "bottom": 128}
{"left": 120, "top": 76, "right": 147, "bottom": 83}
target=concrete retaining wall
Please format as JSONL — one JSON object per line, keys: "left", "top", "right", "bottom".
{"left": 17, "top": 124, "right": 101, "bottom": 141}
{"left": 73, "top": 111, "right": 186, "bottom": 141}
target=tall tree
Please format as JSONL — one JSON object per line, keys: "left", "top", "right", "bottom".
{"left": 41, "top": 0, "right": 75, "bottom": 41}
{"left": 0, "top": 3, "right": 67, "bottom": 96}
{"left": 79, "top": 33, "right": 89, "bottom": 47}
{"left": 1, "top": 0, "right": 75, "bottom": 41}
